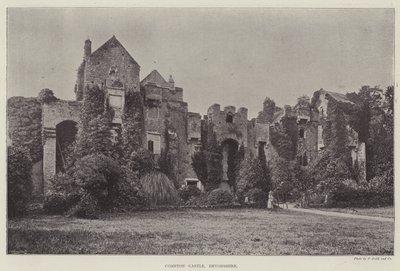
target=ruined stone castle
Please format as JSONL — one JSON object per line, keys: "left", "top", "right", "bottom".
{"left": 7, "top": 36, "right": 366, "bottom": 196}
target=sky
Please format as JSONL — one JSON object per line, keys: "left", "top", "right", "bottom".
{"left": 7, "top": 8, "right": 394, "bottom": 118}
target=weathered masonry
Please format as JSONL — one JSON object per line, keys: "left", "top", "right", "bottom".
{"left": 7, "top": 35, "right": 366, "bottom": 196}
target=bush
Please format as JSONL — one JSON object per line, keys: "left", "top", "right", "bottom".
{"left": 314, "top": 176, "right": 394, "bottom": 208}
{"left": 185, "top": 193, "right": 208, "bottom": 206}
{"left": 140, "top": 171, "right": 178, "bottom": 206}
{"left": 7, "top": 146, "right": 33, "bottom": 218}
{"left": 72, "top": 154, "right": 122, "bottom": 207}
{"left": 68, "top": 194, "right": 99, "bottom": 219}
{"left": 178, "top": 185, "right": 202, "bottom": 202}
{"left": 127, "top": 148, "right": 155, "bottom": 177}
{"left": 207, "top": 189, "right": 233, "bottom": 205}
{"left": 109, "top": 173, "right": 148, "bottom": 211}
{"left": 43, "top": 193, "right": 81, "bottom": 215}
{"left": 244, "top": 188, "right": 267, "bottom": 205}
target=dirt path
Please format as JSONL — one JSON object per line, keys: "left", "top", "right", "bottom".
{"left": 286, "top": 204, "right": 394, "bottom": 223}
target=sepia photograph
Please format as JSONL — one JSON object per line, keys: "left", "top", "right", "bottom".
{"left": 5, "top": 6, "right": 394, "bottom": 259}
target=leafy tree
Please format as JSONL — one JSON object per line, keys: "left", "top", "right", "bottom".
{"left": 237, "top": 151, "right": 272, "bottom": 201}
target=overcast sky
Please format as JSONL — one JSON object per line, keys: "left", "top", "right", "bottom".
{"left": 7, "top": 8, "right": 394, "bottom": 118}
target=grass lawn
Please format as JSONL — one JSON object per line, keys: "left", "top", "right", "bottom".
{"left": 316, "top": 206, "right": 394, "bottom": 218}
{"left": 8, "top": 208, "right": 394, "bottom": 255}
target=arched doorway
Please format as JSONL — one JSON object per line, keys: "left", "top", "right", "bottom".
{"left": 221, "top": 139, "right": 239, "bottom": 190}
{"left": 56, "top": 120, "right": 78, "bottom": 173}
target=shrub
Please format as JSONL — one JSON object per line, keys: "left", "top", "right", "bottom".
{"left": 68, "top": 193, "right": 99, "bottom": 219}
{"left": 72, "top": 154, "right": 122, "bottom": 206}
{"left": 109, "top": 173, "right": 148, "bottom": 211}
{"left": 7, "top": 146, "right": 33, "bottom": 218}
{"left": 178, "top": 185, "right": 202, "bottom": 202}
{"left": 207, "top": 189, "right": 233, "bottom": 205}
{"left": 140, "top": 171, "right": 178, "bottom": 206}
{"left": 43, "top": 193, "right": 81, "bottom": 215}
{"left": 127, "top": 148, "right": 155, "bottom": 177}
{"left": 244, "top": 188, "right": 267, "bottom": 205}
{"left": 43, "top": 193, "right": 67, "bottom": 214}
{"left": 185, "top": 193, "right": 208, "bottom": 206}
{"left": 314, "top": 176, "right": 394, "bottom": 208}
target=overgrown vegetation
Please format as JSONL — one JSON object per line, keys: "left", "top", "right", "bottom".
{"left": 7, "top": 146, "right": 33, "bottom": 218}
{"left": 140, "top": 171, "right": 178, "bottom": 206}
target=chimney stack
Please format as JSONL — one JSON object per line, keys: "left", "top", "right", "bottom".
{"left": 84, "top": 39, "right": 92, "bottom": 61}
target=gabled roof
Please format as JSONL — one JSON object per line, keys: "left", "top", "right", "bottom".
{"left": 141, "top": 70, "right": 169, "bottom": 87}
{"left": 321, "top": 89, "right": 354, "bottom": 104}
{"left": 90, "top": 35, "right": 139, "bottom": 66}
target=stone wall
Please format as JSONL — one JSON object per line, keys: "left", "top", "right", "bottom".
{"left": 7, "top": 96, "right": 43, "bottom": 196}
{"left": 207, "top": 104, "right": 248, "bottom": 147}
{"left": 42, "top": 100, "right": 80, "bottom": 194}
{"left": 85, "top": 39, "right": 140, "bottom": 93}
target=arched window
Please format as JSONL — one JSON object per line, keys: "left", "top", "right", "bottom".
{"left": 148, "top": 140, "right": 154, "bottom": 153}
{"left": 226, "top": 113, "right": 233, "bottom": 123}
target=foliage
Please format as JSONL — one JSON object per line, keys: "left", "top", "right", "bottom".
{"left": 281, "top": 116, "right": 298, "bottom": 158}
{"left": 7, "top": 146, "right": 33, "bottom": 218}
{"left": 178, "top": 185, "right": 202, "bottom": 202}
{"left": 271, "top": 157, "right": 294, "bottom": 193}
{"left": 74, "top": 85, "right": 113, "bottom": 158}
{"left": 205, "top": 128, "right": 223, "bottom": 191}
{"left": 68, "top": 193, "right": 99, "bottom": 219}
{"left": 244, "top": 188, "right": 267, "bottom": 205}
{"left": 257, "top": 97, "right": 276, "bottom": 123}
{"left": 206, "top": 189, "right": 233, "bottom": 205}
{"left": 231, "top": 143, "right": 245, "bottom": 194}
{"left": 184, "top": 193, "right": 208, "bottom": 206}
{"left": 346, "top": 86, "right": 393, "bottom": 180}
{"left": 270, "top": 127, "right": 295, "bottom": 160}
{"left": 158, "top": 120, "right": 176, "bottom": 183}
{"left": 321, "top": 177, "right": 393, "bottom": 208}
{"left": 237, "top": 153, "right": 271, "bottom": 201}
{"left": 191, "top": 150, "right": 208, "bottom": 185}
{"left": 37, "top": 88, "right": 58, "bottom": 104}
{"left": 109, "top": 173, "right": 148, "bottom": 211}
{"left": 121, "top": 91, "right": 145, "bottom": 159}
{"left": 127, "top": 148, "right": 155, "bottom": 178}
{"left": 72, "top": 154, "right": 122, "bottom": 208}
{"left": 140, "top": 171, "right": 178, "bottom": 206}
{"left": 43, "top": 193, "right": 80, "bottom": 215}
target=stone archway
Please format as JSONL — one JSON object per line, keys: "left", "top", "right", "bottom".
{"left": 221, "top": 139, "right": 239, "bottom": 190}
{"left": 56, "top": 120, "right": 78, "bottom": 173}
